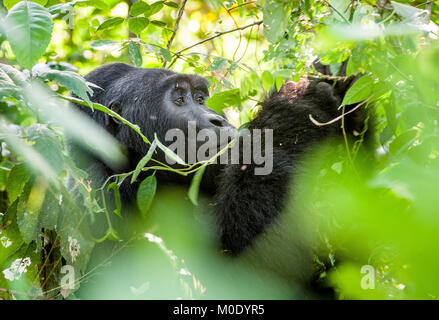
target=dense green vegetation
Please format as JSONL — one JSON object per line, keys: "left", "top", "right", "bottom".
{"left": 1, "top": 0, "right": 439, "bottom": 299}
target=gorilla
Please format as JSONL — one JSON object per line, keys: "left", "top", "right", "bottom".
{"left": 70, "top": 63, "right": 370, "bottom": 296}
{"left": 69, "top": 63, "right": 235, "bottom": 197}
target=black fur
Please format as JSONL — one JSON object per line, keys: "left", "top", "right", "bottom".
{"left": 70, "top": 63, "right": 370, "bottom": 295}
{"left": 69, "top": 63, "right": 233, "bottom": 197}
{"left": 214, "top": 76, "right": 371, "bottom": 292}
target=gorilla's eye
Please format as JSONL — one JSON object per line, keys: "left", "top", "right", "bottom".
{"left": 175, "top": 97, "right": 184, "bottom": 105}
{"left": 196, "top": 97, "right": 204, "bottom": 104}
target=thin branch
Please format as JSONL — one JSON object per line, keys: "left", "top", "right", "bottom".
{"left": 322, "top": 0, "right": 351, "bottom": 24}
{"left": 310, "top": 72, "right": 348, "bottom": 81}
{"left": 227, "top": 1, "right": 257, "bottom": 13}
{"left": 309, "top": 97, "right": 371, "bottom": 127}
{"left": 163, "top": 0, "right": 188, "bottom": 68}
{"left": 426, "top": 0, "right": 433, "bottom": 22}
{"left": 167, "top": 20, "right": 263, "bottom": 68}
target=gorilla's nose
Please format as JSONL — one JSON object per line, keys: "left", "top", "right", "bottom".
{"left": 208, "top": 115, "right": 228, "bottom": 128}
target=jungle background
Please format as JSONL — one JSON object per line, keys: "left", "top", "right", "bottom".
{"left": 1, "top": 0, "right": 439, "bottom": 300}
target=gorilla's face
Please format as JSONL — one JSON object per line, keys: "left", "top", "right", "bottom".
{"left": 156, "top": 74, "right": 236, "bottom": 164}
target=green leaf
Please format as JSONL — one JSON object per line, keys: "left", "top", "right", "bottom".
{"left": 263, "top": 0, "right": 290, "bottom": 43}
{"left": 159, "top": 47, "right": 172, "bottom": 62}
{"left": 90, "top": 39, "right": 120, "bottom": 50}
{"left": 154, "top": 133, "right": 187, "bottom": 165}
{"left": 128, "top": 17, "right": 149, "bottom": 35}
{"left": 97, "top": 17, "right": 124, "bottom": 31}
{"left": 40, "top": 69, "right": 94, "bottom": 107}
{"left": 188, "top": 165, "right": 206, "bottom": 206}
{"left": 131, "top": 140, "right": 157, "bottom": 183}
{"left": 147, "top": 1, "right": 164, "bottom": 16}
{"left": 128, "top": 41, "right": 143, "bottom": 67}
{"left": 25, "top": 124, "right": 64, "bottom": 175}
{"left": 130, "top": 1, "right": 150, "bottom": 16}
{"left": 107, "top": 182, "right": 122, "bottom": 218}
{"left": 341, "top": 75, "right": 374, "bottom": 106}
{"left": 6, "top": 163, "right": 30, "bottom": 203}
{"left": 262, "top": 71, "right": 274, "bottom": 92}
{"left": 275, "top": 74, "right": 283, "bottom": 91}
{"left": 17, "top": 179, "right": 47, "bottom": 243}
{"left": 209, "top": 57, "right": 228, "bottom": 72}
{"left": 5, "top": 1, "right": 53, "bottom": 71}
{"left": 389, "top": 129, "right": 418, "bottom": 156}
{"left": 150, "top": 20, "right": 166, "bottom": 27}
{"left": 136, "top": 175, "right": 157, "bottom": 217}
{"left": 164, "top": 1, "right": 179, "bottom": 8}
{"left": 39, "top": 191, "right": 60, "bottom": 230}
{"left": 206, "top": 88, "right": 241, "bottom": 114}
{"left": 4, "top": 0, "right": 48, "bottom": 10}
{"left": 106, "top": 227, "right": 121, "bottom": 241}
{"left": 76, "top": 0, "right": 110, "bottom": 10}
{"left": 0, "top": 63, "right": 27, "bottom": 85}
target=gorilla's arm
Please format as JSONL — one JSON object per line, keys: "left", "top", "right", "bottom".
{"left": 215, "top": 78, "right": 365, "bottom": 255}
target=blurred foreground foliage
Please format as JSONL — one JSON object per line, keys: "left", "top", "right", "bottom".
{"left": 0, "top": 0, "right": 439, "bottom": 299}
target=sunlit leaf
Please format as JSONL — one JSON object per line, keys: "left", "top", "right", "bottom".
{"left": 5, "top": 1, "right": 53, "bottom": 71}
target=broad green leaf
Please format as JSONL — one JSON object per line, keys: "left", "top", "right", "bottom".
{"left": 128, "top": 41, "right": 143, "bottom": 67}
{"left": 209, "top": 57, "right": 228, "bottom": 72}
{"left": 77, "top": 0, "right": 110, "bottom": 10}
{"left": 25, "top": 124, "right": 64, "bottom": 175}
{"left": 0, "top": 119, "right": 59, "bottom": 184}
{"left": 188, "top": 165, "right": 206, "bottom": 206}
{"left": 164, "top": 1, "right": 179, "bottom": 8}
{"left": 5, "top": 1, "right": 53, "bottom": 71}
{"left": 263, "top": 0, "right": 290, "bottom": 43}
{"left": 275, "top": 74, "right": 283, "bottom": 91}
{"left": 130, "top": 1, "right": 150, "bottom": 16}
{"left": 137, "top": 175, "right": 157, "bottom": 217}
{"left": 107, "top": 182, "right": 122, "bottom": 218}
{"left": 159, "top": 47, "right": 172, "bottom": 62}
{"left": 131, "top": 140, "right": 157, "bottom": 183}
{"left": 154, "top": 133, "right": 186, "bottom": 165}
{"left": 97, "top": 17, "right": 124, "bottom": 31}
{"left": 4, "top": 0, "right": 47, "bottom": 10}
{"left": 341, "top": 75, "right": 374, "bottom": 106}
{"left": 206, "top": 88, "right": 241, "bottom": 114}
{"left": 39, "top": 191, "right": 60, "bottom": 230}
{"left": 128, "top": 17, "right": 149, "bottom": 35}
{"left": 39, "top": 70, "right": 94, "bottom": 107}
{"left": 147, "top": 1, "right": 164, "bottom": 16}
{"left": 165, "top": 1, "right": 178, "bottom": 9}
{"left": 389, "top": 129, "right": 418, "bottom": 156}
{"left": 6, "top": 163, "right": 30, "bottom": 203}
{"left": 262, "top": 71, "right": 274, "bottom": 92}
{"left": 391, "top": 1, "right": 427, "bottom": 24}
{"left": 0, "top": 63, "right": 27, "bottom": 85}
{"left": 17, "top": 178, "right": 47, "bottom": 243}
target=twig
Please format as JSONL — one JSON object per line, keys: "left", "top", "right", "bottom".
{"left": 309, "top": 97, "right": 371, "bottom": 127}
{"left": 167, "top": 20, "right": 263, "bottom": 68}
{"left": 322, "top": 0, "right": 351, "bottom": 24}
{"left": 163, "top": 0, "right": 188, "bottom": 68}
{"left": 227, "top": 1, "right": 257, "bottom": 13}
{"left": 310, "top": 72, "right": 348, "bottom": 81}
{"left": 426, "top": 1, "right": 433, "bottom": 22}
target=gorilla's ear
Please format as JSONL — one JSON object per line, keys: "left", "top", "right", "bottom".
{"left": 107, "top": 101, "right": 122, "bottom": 126}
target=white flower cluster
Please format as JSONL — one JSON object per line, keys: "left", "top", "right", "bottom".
{"left": 2, "top": 257, "right": 31, "bottom": 281}
{"left": 0, "top": 230, "right": 12, "bottom": 248}
{"left": 68, "top": 236, "right": 80, "bottom": 262}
